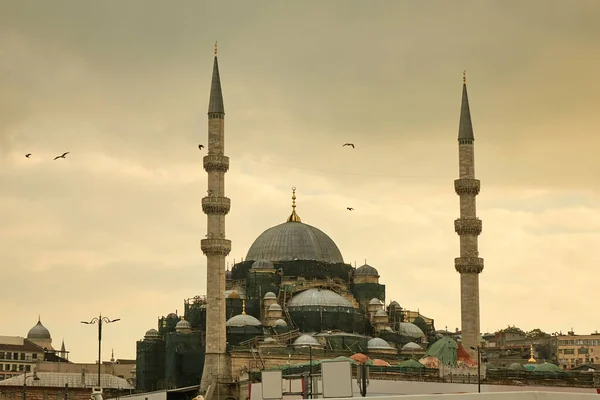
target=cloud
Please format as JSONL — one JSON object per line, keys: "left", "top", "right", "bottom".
{"left": 2, "top": 0, "right": 600, "bottom": 363}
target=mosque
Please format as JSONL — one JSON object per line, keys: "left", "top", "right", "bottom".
{"left": 135, "top": 191, "right": 438, "bottom": 391}
{"left": 136, "top": 43, "right": 484, "bottom": 399}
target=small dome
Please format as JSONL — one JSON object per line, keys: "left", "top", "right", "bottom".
{"left": 288, "top": 289, "right": 353, "bottom": 308}
{"left": 27, "top": 319, "right": 51, "bottom": 340}
{"left": 263, "top": 292, "right": 277, "bottom": 300}
{"left": 225, "top": 270, "right": 232, "bottom": 279}
{"left": 369, "top": 298, "right": 383, "bottom": 306}
{"left": 225, "top": 290, "right": 240, "bottom": 299}
{"left": 375, "top": 310, "right": 387, "bottom": 317}
{"left": 268, "top": 303, "right": 282, "bottom": 311}
{"left": 226, "top": 314, "right": 262, "bottom": 327}
{"left": 401, "top": 342, "right": 423, "bottom": 351}
{"left": 166, "top": 313, "right": 178, "bottom": 319}
{"left": 176, "top": 319, "right": 192, "bottom": 329}
{"left": 398, "top": 322, "right": 425, "bottom": 339}
{"left": 292, "top": 335, "right": 321, "bottom": 347}
{"left": 367, "top": 338, "right": 393, "bottom": 350}
{"left": 144, "top": 329, "right": 161, "bottom": 339}
{"left": 355, "top": 264, "right": 379, "bottom": 276}
{"left": 251, "top": 259, "right": 275, "bottom": 270}
{"left": 274, "top": 319, "right": 288, "bottom": 327}
{"left": 389, "top": 301, "right": 401, "bottom": 308}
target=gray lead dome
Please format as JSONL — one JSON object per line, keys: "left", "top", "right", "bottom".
{"left": 27, "top": 320, "right": 51, "bottom": 340}
{"left": 288, "top": 289, "right": 353, "bottom": 308}
{"left": 246, "top": 221, "right": 344, "bottom": 264}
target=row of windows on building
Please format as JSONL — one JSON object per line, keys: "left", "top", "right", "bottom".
{"left": 558, "top": 348, "right": 594, "bottom": 355}
{"left": 559, "top": 339, "right": 600, "bottom": 346}
{"left": 3, "top": 364, "right": 32, "bottom": 372}
{"left": 0, "top": 352, "right": 39, "bottom": 362}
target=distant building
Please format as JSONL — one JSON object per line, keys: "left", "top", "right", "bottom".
{"left": 557, "top": 332, "right": 600, "bottom": 369}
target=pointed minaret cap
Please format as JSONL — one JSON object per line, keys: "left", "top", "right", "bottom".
{"left": 61, "top": 339, "right": 66, "bottom": 352}
{"left": 458, "top": 70, "right": 474, "bottom": 142}
{"left": 208, "top": 41, "right": 225, "bottom": 114}
{"left": 286, "top": 187, "right": 302, "bottom": 222}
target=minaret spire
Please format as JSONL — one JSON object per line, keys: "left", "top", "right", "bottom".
{"left": 199, "top": 43, "right": 232, "bottom": 397}
{"left": 454, "top": 71, "right": 484, "bottom": 358}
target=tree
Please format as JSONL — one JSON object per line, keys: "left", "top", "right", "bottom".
{"left": 526, "top": 328, "right": 550, "bottom": 338}
{"left": 500, "top": 325, "right": 525, "bottom": 335}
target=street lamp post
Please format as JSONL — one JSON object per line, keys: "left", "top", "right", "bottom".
{"left": 81, "top": 314, "right": 120, "bottom": 388}
{"left": 23, "top": 370, "right": 40, "bottom": 400}
{"left": 470, "top": 346, "right": 481, "bottom": 393}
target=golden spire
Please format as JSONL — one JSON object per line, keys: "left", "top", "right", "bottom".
{"left": 286, "top": 187, "right": 302, "bottom": 222}
{"left": 242, "top": 300, "right": 246, "bottom": 315}
{"left": 462, "top": 70, "right": 467, "bottom": 84}
{"left": 214, "top": 41, "right": 218, "bottom": 57}
{"left": 528, "top": 343, "right": 536, "bottom": 363}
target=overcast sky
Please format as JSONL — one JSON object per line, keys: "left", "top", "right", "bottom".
{"left": 2, "top": 0, "right": 599, "bottom": 363}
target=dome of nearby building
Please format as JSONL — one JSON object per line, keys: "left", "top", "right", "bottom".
{"left": 268, "top": 303, "right": 282, "bottom": 311}
{"left": 144, "top": 329, "right": 161, "bottom": 339}
{"left": 369, "top": 298, "right": 383, "bottom": 306}
{"left": 226, "top": 314, "right": 262, "bottom": 327}
{"left": 401, "top": 342, "right": 423, "bottom": 351}
{"left": 176, "top": 319, "right": 192, "bottom": 329}
{"left": 166, "top": 313, "right": 178, "bottom": 319}
{"left": 246, "top": 221, "right": 344, "bottom": 264}
{"left": 355, "top": 264, "right": 379, "bottom": 276}
{"left": 292, "top": 335, "right": 321, "bottom": 347}
{"left": 27, "top": 319, "right": 51, "bottom": 340}
{"left": 274, "top": 319, "right": 288, "bottom": 327}
{"left": 251, "top": 259, "right": 275, "bottom": 270}
{"left": 367, "top": 338, "right": 392, "bottom": 350}
{"left": 263, "top": 292, "right": 277, "bottom": 300}
{"left": 375, "top": 310, "right": 387, "bottom": 317}
{"left": 398, "top": 322, "right": 425, "bottom": 338}
{"left": 288, "top": 289, "right": 353, "bottom": 308}
{"left": 389, "top": 301, "right": 401, "bottom": 308}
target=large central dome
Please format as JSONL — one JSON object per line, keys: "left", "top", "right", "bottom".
{"left": 245, "top": 188, "right": 344, "bottom": 264}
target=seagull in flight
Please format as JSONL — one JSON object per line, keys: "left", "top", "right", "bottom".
{"left": 198, "top": 144, "right": 205, "bottom": 150}
{"left": 347, "top": 207, "right": 354, "bottom": 211}
{"left": 342, "top": 143, "right": 355, "bottom": 148}
{"left": 53, "top": 152, "right": 69, "bottom": 160}
{"left": 25, "top": 154, "right": 31, "bottom": 158}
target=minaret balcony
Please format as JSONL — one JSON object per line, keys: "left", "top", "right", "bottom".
{"left": 201, "top": 238, "right": 232, "bottom": 256}
{"left": 202, "top": 196, "right": 231, "bottom": 215}
{"left": 454, "top": 178, "right": 480, "bottom": 196}
{"left": 454, "top": 257, "right": 484, "bottom": 274}
{"left": 203, "top": 155, "right": 230, "bottom": 173}
{"left": 454, "top": 218, "right": 482, "bottom": 236}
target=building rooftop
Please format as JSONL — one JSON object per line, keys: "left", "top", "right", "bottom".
{"left": 0, "top": 372, "right": 133, "bottom": 389}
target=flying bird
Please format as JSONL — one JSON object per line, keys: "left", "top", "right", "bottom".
{"left": 347, "top": 207, "right": 354, "bottom": 211}
{"left": 342, "top": 143, "right": 355, "bottom": 148}
{"left": 198, "top": 144, "right": 205, "bottom": 150}
{"left": 25, "top": 154, "right": 31, "bottom": 158}
{"left": 53, "top": 152, "right": 69, "bottom": 160}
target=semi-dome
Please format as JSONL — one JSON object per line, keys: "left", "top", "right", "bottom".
{"left": 369, "top": 298, "right": 383, "bottom": 306}
{"left": 355, "top": 264, "right": 379, "bottom": 276}
{"left": 226, "top": 314, "right": 262, "bottom": 327}
{"left": 166, "top": 313, "right": 178, "bottom": 319}
{"left": 251, "top": 259, "right": 275, "bottom": 270}
{"left": 274, "top": 319, "right": 288, "bottom": 327}
{"left": 288, "top": 289, "right": 353, "bottom": 308}
{"left": 144, "top": 329, "right": 161, "bottom": 339}
{"left": 263, "top": 292, "right": 277, "bottom": 300}
{"left": 374, "top": 310, "right": 387, "bottom": 317}
{"left": 268, "top": 303, "right": 282, "bottom": 311}
{"left": 398, "top": 322, "right": 425, "bottom": 339}
{"left": 367, "top": 338, "right": 393, "bottom": 350}
{"left": 292, "top": 334, "right": 321, "bottom": 347}
{"left": 389, "top": 301, "right": 401, "bottom": 308}
{"left": 27, "top": 319, "right": 51, "bottom": 340}
{"left": 402, "top": 342, "right": 423, "bottom": 351}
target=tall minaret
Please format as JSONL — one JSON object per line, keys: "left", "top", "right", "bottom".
{"left": 454, "top": 71, "right": 484, "bottom": 357}
{"left": 199, "top": 42, "right": 232, "bottom": 396}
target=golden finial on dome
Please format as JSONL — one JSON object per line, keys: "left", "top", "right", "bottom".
{"left": 214, "top": 41, "right": 218, "bottom": 57}
{"left": 286, "top": 187, "right": 302, "bottom": 222}
{"left": 528, "top": 343, "right": 536, "bottom": 363}
{"left": 242, "top": 300, "right": 247, "bottom": 315}
{"left": 463, "top": 70, "right": 467, "bottom": 84}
